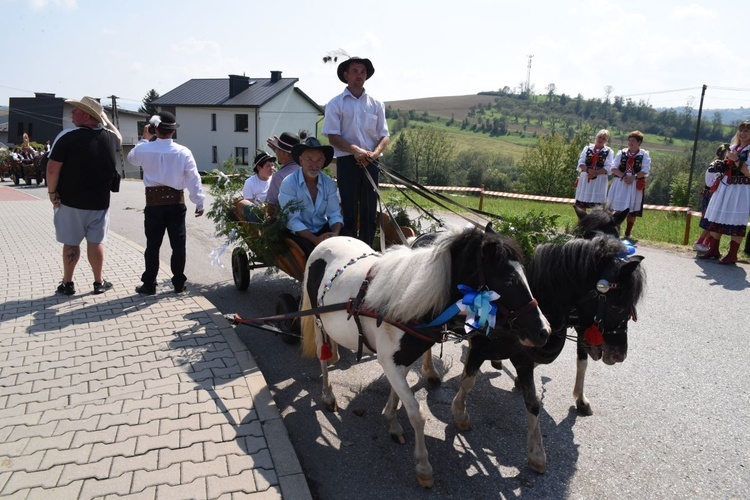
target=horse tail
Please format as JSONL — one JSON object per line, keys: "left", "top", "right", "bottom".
{"left": 300, "top": 289, "right": 317, "bottom": 358}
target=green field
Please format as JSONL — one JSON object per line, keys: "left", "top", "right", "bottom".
{"left": 380, "top": 187, "right": 746, "bottom": 259}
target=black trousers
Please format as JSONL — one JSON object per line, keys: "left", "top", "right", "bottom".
{"left": 336, "top": 155, "right": 379, "bottom": 246}
{"left": 287, "top": 224, "right": 331, "bottom": 258}
{"left": 142, "top": 204, "right": 187, "bottom": 288}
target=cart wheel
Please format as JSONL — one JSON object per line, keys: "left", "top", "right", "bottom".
{"left": 276, "top": 293, "right": 301, "bottom": 344}
{"left": 231, "top": 249, "right": 250, "bottom": 291}
{"left": 11, "top": 173, "right": 19, "bottom": 186}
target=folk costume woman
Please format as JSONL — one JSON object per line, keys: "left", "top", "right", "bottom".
{"left": 606, "top": 130, "right": 651, "bottom": 240}
{"left": 575, "top": 129, "right": 614, "bottom": 208}
{"left": 699, "top": 121, "right": 750, "bottom": 265}
{"left": 693, "top": 143, "right": 730, "bottom": 253}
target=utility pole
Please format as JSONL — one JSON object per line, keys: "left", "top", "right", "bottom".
{"left": 684, "top": 84, "right": 707, "bottom": 245}
{"left": 109, "top": 95, "right": 126, "bottom": 178}
{"left": 526, "top": 55, "right": 534, "bottom": 95}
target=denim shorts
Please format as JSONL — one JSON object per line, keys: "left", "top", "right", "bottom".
{"left": 54, "top": 204, "right": 110, "bottom": 245}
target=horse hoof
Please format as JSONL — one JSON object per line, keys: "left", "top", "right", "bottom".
{"left": 491, "top": 360, "right": 503, "bottom": 371}
{"left": 576, "top": 401, "right": 593, "bottom": 416}
{"left": 325, "top": 401, "right": 338, "bottom": 412}
{"left": 455, "top": 419, "right": 472, "bottom": 431}
{"left": 426, "top": 376, "right": 442, "bottom": 386}
{"left": 417, "top": 474, "right": 434, "bottom": 488}
{"left": 390, "top": 433, "right": 406, "bottom": 444}
{"left": 528, "top": 458, "right": 547, "bottom": 474}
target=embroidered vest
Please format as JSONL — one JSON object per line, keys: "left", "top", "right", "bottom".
{"left": 585, "top": 147, "right": 609, "bottom": 169}
{"left": 618, "top": 150, "right": 643, "bottom": 174}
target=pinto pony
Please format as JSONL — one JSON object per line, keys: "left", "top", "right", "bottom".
{"left": 300, "top": 229, "right": 551, "bottom": 487}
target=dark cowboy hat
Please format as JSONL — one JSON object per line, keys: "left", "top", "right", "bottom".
{"left": 150, "top": 111, "right": 180, "bottom": 131}
{"left": 337, "top": 57, "right": 375, "bottom": 83}
{"left": 291, "top": 137, "right": 334, "bottom": 168}
{"left": 268, "top": 131, "right": 301, "bottom": 153}
{"left": 253, "top": 152, "right": 276, "bottom": 173}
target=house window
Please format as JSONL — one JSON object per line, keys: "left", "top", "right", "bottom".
{"left": 212, "top": 146, "right": 218, "bottom": 164}
{"left": 28, "top": 123, "right": 33, "bottom": 137}
{"left": 234, "top": 114, "right": 248, "bottom": 132}
{"left": 211, "top": 113, "right": 216, "bottom": 131}
{"left": 235, "top": 147, "right": 249, "bottom": 165}
{"left": 17, "top": 123, "right": 23, "bottom": 136}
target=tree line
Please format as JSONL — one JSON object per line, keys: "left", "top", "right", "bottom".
{"left": 382, "top": 125, "right": 723, "bottom": 209}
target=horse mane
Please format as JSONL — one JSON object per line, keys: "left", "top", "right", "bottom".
{"left": 574, "top": 203, "right": 627, "bottom": 239}
{"left": 365, "top": 227, "right": 524, "bottom": 323}
{"left": 529, "top": 236, "right": 645, "bottom": 310}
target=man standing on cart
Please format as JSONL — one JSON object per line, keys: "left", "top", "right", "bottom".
{"left": 322, "top": 56, "right": 389, "bottom": 247}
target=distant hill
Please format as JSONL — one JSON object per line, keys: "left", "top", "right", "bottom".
{"left": 0, "top": 106, "right": 8, "bottom": 125}
{"left": 386, "top": 95, "right": 497, "bottom": 120}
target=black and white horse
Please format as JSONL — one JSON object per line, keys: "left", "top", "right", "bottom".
{"left": 423, "top": 234, "right": 644, "bottom": 473}
{"left": 300, "top": 228, "right": 551, "bottom": 487}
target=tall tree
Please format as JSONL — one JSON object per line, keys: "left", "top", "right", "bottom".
{"left": 519, "top": 132, "right": 586, "bottom": 197}
{"left": 139, "top": 89, "right": 160, "bottom": 116}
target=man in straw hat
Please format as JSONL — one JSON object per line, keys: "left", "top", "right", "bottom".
{"left": 127, "top": 111, "right": 205, "bottom": 295}
{"left": 322, "top": 56, "right": 389, "bottom": 247}
{"left": 264, "top": 131, "right": 302, "bottom": 215}
{"left": 278, "top": 136, "right": 343, "bottom": 257}
{"left": 46, "top": 96, "right": 122, "bottom": 295}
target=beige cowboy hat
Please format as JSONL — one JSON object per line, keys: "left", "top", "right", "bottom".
{"left": 65, "top": 96, "right": 104, "bottom": 123}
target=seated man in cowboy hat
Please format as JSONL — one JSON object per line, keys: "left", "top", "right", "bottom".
{"left": 278, "top": 137, "right": 343, "bottom": 257}
{"left": 265, "top": 131, "right": 302, "bottom": 216}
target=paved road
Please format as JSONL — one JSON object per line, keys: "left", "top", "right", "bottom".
{"left": 22, "top": 180, "right": 750, "bottom": 498}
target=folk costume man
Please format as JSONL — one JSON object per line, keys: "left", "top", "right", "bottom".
{"left": 322, "top": 56, "right": 390, "bottom": 247}
{"left": 46, "top": 96, "right": 122, "bottom": 295}
{"left": 127, "top": 112, "right": 205, "bottom": 295}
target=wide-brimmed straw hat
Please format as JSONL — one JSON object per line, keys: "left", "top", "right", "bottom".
{"left": 253, "top": 152, "right": 276, "bottom": 173}
{"left": 337, "top": 57, "right": 374, "bottom": 83}
{"left": 291, "top": 137, "right": 334, "bottom": 168}
{"left": 65, "top": 96, "right": 104, "bottom": 123}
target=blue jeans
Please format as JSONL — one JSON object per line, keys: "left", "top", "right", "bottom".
{"left": 336, "top": 155, "right": 379, "bottom": 246}
{"left": 142, "top": 204, "right": 187, "bottom": 288}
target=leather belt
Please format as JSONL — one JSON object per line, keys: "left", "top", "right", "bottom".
{"left": 145, "top": 186, "right": 184, "bottom": 206}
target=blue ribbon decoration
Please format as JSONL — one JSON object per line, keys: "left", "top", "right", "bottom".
{"left": 414, "top": 284, "right": 500, "bottom": 335}
{"left": 618, "top": 239, "right": 637, "bottom": 259}
{"left": 457, "top": 285, "right": 499, "bottom": 334}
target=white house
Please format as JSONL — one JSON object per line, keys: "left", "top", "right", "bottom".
{"left": 152, "top": 72, "right": 324, "bottom": 171}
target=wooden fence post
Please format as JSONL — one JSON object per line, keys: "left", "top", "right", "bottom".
{"left": 683, "top": 210, "right": 692, "bottom": 245}
{"left": 479, "top": 186, "right": 485, "bottom": 212}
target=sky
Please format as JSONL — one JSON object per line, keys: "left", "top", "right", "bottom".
{"left": 2, "top": 0, "right": 749, "bottom": 114}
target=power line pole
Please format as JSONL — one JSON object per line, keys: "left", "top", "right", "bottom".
{"left": 526, "top": 55, "right": 534, "bottom": 95}
{"left": 109, "top": 95, "right": 126, "bottom": 178}
{"left": 684, "top": 84, "right": 707, "bottom": 245}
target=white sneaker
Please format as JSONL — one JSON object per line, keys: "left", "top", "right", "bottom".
{"left": 693, "top": 242, "right": 709, "bottom": 252}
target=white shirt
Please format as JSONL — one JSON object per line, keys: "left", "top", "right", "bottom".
{"left": 242, "top": 175, "right": 271, "bottom": 204}
{"left": 322, "top": 87, "right": 389, "bottom": 157}
{"left": 127, "top": 138, "right": 205, "bottom": 210}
